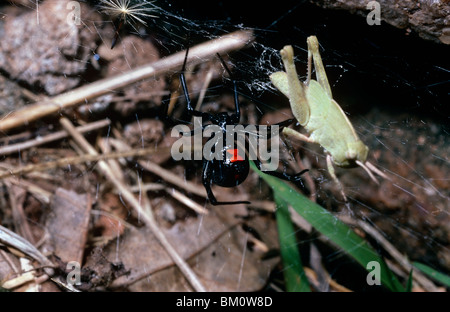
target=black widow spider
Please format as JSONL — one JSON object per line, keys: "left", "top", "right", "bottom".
{"left": 169, "top": 47, "right": 308, "bottom": 205}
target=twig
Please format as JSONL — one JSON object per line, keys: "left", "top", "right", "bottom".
{"left": 127, "top": 182, "right": 208, "bottom": 214}
{"left": 108, "top": 130, "right": 207, "bottom": 199}
{"left": 339, "top": 215, "right": 439, "bottom": 292}
{"left": 1, "top": 258, "right": 37, "bottom": 290}
{"left": 0, "top": 225, "right": 54, "bottom": 276}
{"left": 355, "top": 219, "right": 438, "bottom": 291}
{"left": 6, "top": 178, "right": 53, "bottom": 205}
{"left": 97, "top": 136, "right": 125, "bottom": 182}
{"left": 140, "top": 193, "right": 207, "bottom": 291}
{"left": 0, "top": 146, "right": 167, "bottom": 180}
{"left": 135, "top": 157, "right": 207, "bottom": 198}
{"left": 0, "top": 249, "right": 20, "bottom": 273}
{"left": 59, "top": 117, "right": 206, "bottom": 292}
{"left": 0, "top": 119, "right": 111, "bottom": 156}
{"left": 6, "top": 183, "right": 34, "bottom": 244}
{"left": 0, "top": 30, "right": 254, "bottom": 133}
{"left": 0, "top": 131, "right": 32, "bottom": 145}
{"left": 195, "top": 66, "right": 215, "bottom": 112}
{"left": 106, "top": 136, "right": 207, "bottom": 198}
{"left": 303, "top": 266, "right": 352, "bottom": 292}
{"left": 166, "top": 187, "right": 208, "bottom": 215}
{"left": 0, "top": 145, "right": 207, "bottom": 207}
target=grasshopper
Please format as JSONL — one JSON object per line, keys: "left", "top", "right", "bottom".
{"left": 270, "top": 36, "right": 387, "bottom": 202}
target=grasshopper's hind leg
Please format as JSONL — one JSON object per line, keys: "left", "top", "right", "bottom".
{"left": 326, "top": 154, "right": 348, "bottom": 203}
{"left": 284, "top": 129, "right": 349, "bottom": 204}
{"left": 306, "top": 36, "right": 332, "bottom": 99}
{"left": 270, "top": 46, "right": 310, "bottom": 126}
{"left": 282, "top": 127, "right": 315, "bottom": 143}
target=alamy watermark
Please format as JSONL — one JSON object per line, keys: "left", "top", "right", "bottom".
{"left": 34, "top": 1, "right": 81, "bottom": 26}
{"left": 366, "top": 261, "right": 382, "bottom": 286}
{"left": 67, "top": 1, "right": 82, "bottom": 26}
{"left": 366, "top": 1, "right": 381, "bottom": 26}
{"left": 170, "top": 117, "right": 281, "bottom": 171}
{"left": 66, "top": 261, "right": 81, "bottom": 286}
{"left": 57, "top": 1, "right": 381, "bottom": 28}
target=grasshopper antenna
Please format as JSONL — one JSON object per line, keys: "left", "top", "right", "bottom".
{"left": 356, "top": 160, "right": 379, "bottom": 184}
{"left": 365, "top": 161, "right": 390, "bottom": 181}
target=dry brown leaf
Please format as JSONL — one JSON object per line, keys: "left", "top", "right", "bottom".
{"left": 85, "top": 205, "right": 279, "bottom": 291}
{"left": 43, "top": 188, "right": 91, "bottom": 264}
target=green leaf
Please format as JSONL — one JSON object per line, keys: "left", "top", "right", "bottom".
{"left": 413, "top": 262, "right": 450, "bottom": 288}
{"left": 250, "top": 161, "right": 405, "bottom": 292}
{"left": 405, "top": 270, "right": 413, "bottom": 292}
{"left": 274, "top": 193, "right": 310, "bottom": 292}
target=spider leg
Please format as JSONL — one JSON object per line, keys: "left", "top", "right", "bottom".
{"left": 262, "top": 118, "right": 296, "bottom": 140}
{"left": 253, "top": 158, "right": 308, "bottom": 183}
{"left": 164, "top": 45, "right": 214, "bottom": 125}
{"left": 237, "top": 119, "right": 296, "bottom": 143}
{"left": 273, "top": 118, "right": 296, "bottom": 128}
{"left": 202, "top": 160, "right": 250, "bottom": 206}
{"left": 239, "top": 120, "right": 307, "bottom": 183}
{"left": 180, "top": 46, "right": 213, "bottom": 122}
{"left": 216, "top": 53, "right": 240, "bottom": 124}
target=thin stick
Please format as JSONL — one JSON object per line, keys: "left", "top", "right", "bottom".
{"left": 59, "top": 117, "right": 206, "bottom": 292}
{"left": 339, "top": 215, "right": 439, "bottom": 292}
{"left": 0, "top": 225, "right": 54, "bottom": 275}
{"left": 0, "top": 146, "right": 166, "bottom": 180}
{"left": 0, "top": 145, "right": 207, "bottom": 201}
{"left": 134, "top": 157, "right": 206, "bottom": 198}
{"left": 127, "top": 183, "right": 208, "bottom": 214}
{"left": 354, "top": 219, "right": 438, "bottom": 292}
{"left": 195, "top": 67, "right": 215, "bottom": 111}
{"left": 105, "top": 134, "right": 207, "bottom": 198}
{"left": 167, "top": 187, "right": 208, "bottom": 215}
{"left": 0, "top": 119, "right": 111, "bottom": 156}
{"left": 6, "top": 178, "right": 52, "bottom": 204}
{"left": 0, "top": 249, "right": 20, "bottom": 273}
{"left": 0, "top": 131, "right": 32, "bottom": 145}
{"left": 0, "top": 30, "right": 254, "bottom": 133}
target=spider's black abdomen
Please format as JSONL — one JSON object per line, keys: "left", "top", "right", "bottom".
{"left": 209, "top": 157, "right": 249, "bottom": 188}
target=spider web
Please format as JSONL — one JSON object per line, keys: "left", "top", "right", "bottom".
{"left": 140, "top": 1, "right": 450, "bottom": 282}
{"left": 1, "top": 0, "right": 449, "bottom": 291}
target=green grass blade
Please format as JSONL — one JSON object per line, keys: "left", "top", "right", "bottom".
{"left": 250, "top": 162, "right": 404, "bottom": 292}
{"left": 413, "top": 262, "right": 450, "bottom": 288}
{"left": 405, "top": 270, "right": 413, "bottom": 292}
{"left": 274, "top": 193, "right": 311, "bottom": 292}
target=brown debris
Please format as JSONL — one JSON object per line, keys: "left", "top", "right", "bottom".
{"left": 0, "top": 0, "right": 102, "bottom": 95}
{"left": 311, "top": 0, "right": 450, "bottom": 44}
{"left": 44, "top": 188, "right": 91, "bottom": 265}
{"left": 94, "top": 209, "right": 278, "bottom": 291}
{"left": 96, "top": 36, "right": 167, "bottom": 116}
{"left": 0, "top": 75, "right": 26, "bottom": 115}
